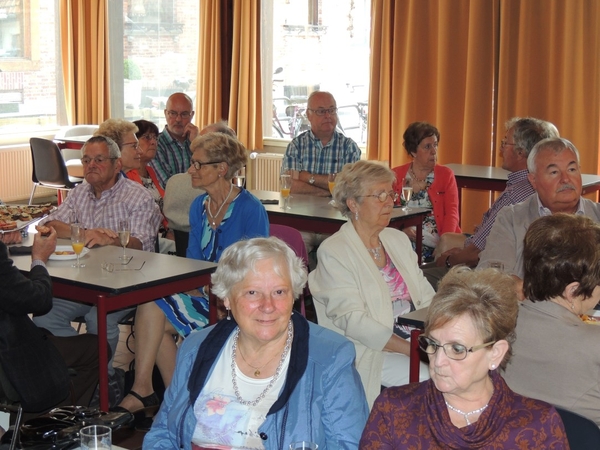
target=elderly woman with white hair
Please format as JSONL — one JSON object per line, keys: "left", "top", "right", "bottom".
{"left": 309, "top": 160, "right": 435, "bottom": 408}
{"left": 145, "top": 236, "right": 369, "bottom": 449}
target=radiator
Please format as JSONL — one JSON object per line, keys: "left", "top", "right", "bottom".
{"left": 0, "top": 147, "right": 52, "bottom": 202}
{"left": 250, "top": 153, "right": 283, "bottom": 191}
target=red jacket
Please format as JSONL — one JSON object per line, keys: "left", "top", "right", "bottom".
{"left": 392, "top": 163, "right": 461, "bottom": 235}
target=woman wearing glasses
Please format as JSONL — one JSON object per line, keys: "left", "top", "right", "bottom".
{"left": 360, "top": 267, "right": 568, "bottom": 448}
{"left": 94, "top": 118, "right": 142, "bottom": 173}
{"left": 309, "top": 160, "right": 435, "bottom": 408}
{"left": 117, "top": 132, "right": 268, "bottom": 417}
{"left": 392, "top": 122, "right": 460, "bottom": 263}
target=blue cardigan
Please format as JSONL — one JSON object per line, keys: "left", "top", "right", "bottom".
{"left": 144, "top": 314, "right": 369, "bottom": 449}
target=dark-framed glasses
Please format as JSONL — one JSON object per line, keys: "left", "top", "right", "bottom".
{"left": 308, "top": 107, "right": 338, "bottom": 116}
{"left": 166, "top": 110, "right": 192, "bottom": 119}
{"left": 190, "top": 159, "right": 223, "bottom": 171}
{"left": 140, "top": 134, "right": 158, "bottom": 141}
{"left": 80, "top": 156, "right": 118, "bottom": 165}
{"left": 359, "top": 190, "right": 399, "bottom": 203}
{"left": 417, "top": 335, "right": 496, "bottom": 361}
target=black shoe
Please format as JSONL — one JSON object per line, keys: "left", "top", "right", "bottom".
{"left": 90, "top": 367, "right": 126, "bottom": 409}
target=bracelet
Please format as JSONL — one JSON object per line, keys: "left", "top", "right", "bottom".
{"left": 445, "top": 255, "right": 452, "bottom": 269}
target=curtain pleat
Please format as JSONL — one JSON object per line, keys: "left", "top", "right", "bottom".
{"left": 228, "top": 0, "right": 262, "bottom": 151}
{"left": 60, "top": 0, "right": 109, "bottom": 124}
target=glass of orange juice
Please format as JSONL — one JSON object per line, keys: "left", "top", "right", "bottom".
{"left": 280, "top": 174, "right": 292, "bottom": 210}
{"left": 328, "top": 173, "right": 337, "bottom": 205}
{"left": 70, "top": 223, "right": 86, "bottom": 268}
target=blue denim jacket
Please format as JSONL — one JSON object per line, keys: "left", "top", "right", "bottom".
{"left": 144, "top": 314, "right": 368, "bottom": 449}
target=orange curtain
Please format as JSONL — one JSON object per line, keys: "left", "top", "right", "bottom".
{"left": 196, "top": 1, "right": 224, "bottom": 128}
{"left": 368, "top": 0, "right": 499, "bottom": 231}
{"left": 228, "top": 0, "right": 263, "bottom": 150}
{"left": 60, "top": 0, "right": 110, "bottom": 124}
{"left": 495, "top": 0, "right": 600, "bottom": 174}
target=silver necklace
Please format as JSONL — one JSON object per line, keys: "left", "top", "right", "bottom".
{"left": 207, "top": 183, "right": 233, "bottom": 227}
{"left": 445, "top": 388, "right": 493, "bottom": 426}
{"left": 231, "top": 320, "right": 293, "bottom": 407}
{"left": 368, "top": 245, "right": 382, "bottom": 260}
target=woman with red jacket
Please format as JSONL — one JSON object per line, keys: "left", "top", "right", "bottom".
{"left": 393, "top": 122, "right": 460, "bottom": 262}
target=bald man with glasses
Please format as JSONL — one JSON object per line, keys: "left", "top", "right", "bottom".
{"left": 150, "top": 92, "right": 200, "bottom": 189}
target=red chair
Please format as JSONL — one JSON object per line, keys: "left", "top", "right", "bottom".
{"left": 269, "top": 224, "right": 310, "bottom": 316}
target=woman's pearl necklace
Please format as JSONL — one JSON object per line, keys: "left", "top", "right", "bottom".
{"left": 207, "top": 182, "right": 233, "bottom": 227}
{"left": 230, "top": 320, "right": 293, "bottom": 407}
{"left": 445, "top": 387, "right": 493, "bottom": 426}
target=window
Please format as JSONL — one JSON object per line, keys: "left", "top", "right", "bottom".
{"left": 262, "top": 0, "right": 370, "bottom": 145}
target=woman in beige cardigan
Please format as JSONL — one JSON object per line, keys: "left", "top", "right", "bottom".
{"left": 309, "top": 160, "right": 435, "bottom": 408}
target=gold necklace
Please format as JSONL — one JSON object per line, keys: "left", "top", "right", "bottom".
{"left": 238, "top": 342, "right": 282, "bottom": 377}
{"left": 409, "top": 163, "right": 430, "bottom": 183}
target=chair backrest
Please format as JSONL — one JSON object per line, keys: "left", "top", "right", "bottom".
{"left": 54, "top": 125, "right": 98, "bottom": 139}
{"left": 30, "top": 137, "right": 75, "bottom": 188}
{"left": 269, "top": 224, "right": 310, "bottom": 316}
{"left": 555, "top": 406, "right": 600, "bottom": 449}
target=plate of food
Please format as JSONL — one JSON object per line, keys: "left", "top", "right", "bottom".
{"left": 49, "top": 245, "right": 90, "bottom": 261}
{"left": 0, "top": 204, "right": 55, "bottom": 233}
{"left": 581, "top": 311, "right": 600, "bottom": 325}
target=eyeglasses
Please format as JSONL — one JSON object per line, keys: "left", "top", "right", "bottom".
{"left": 190, "top": 159, "right": 223, "bottom": 170}
{"left": 420, "top": 142, "right": 438, "bottom": 151}
{"left": 140, "top": 134, "right": 158, "bottom": 141}
{"left": 166, "top": 110, "right": 192, "bottom": 119}
{"left": 308, "top": 107, "right": 338, "bottom": 116}
{"left": 81, "top": 156, "right": 118, "bottom": 165}
{"left": 121, "top": 141, "right": 139, "bottom": 150}
{"left": 501, "top": 139, "right": 515, "bottom": 148}
{"left": 359, "top": 190, "right": 399, "bottom": 203}
{"left": 418, "top": 335, "right": 496, "bottom": 361}
{"left": 101, "top": 260, "right": 146, "bottom": 272}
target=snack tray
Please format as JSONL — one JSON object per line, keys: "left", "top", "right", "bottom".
{"left": 0, "top": 205, "right": 56, "bottom": 234}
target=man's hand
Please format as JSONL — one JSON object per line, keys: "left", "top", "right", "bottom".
{"left": 31, "top": 227, "right": 57, "bottom": 262}
{"left": 184, "top": 123, "right": 199, "bottom": 142}
{"left": 435, "top": 247, "right": 462, "bottom": 267}
{"left": 402, "top": 227, "right": 417, "bottom": 241}
{"left": 85, "top": 228, "right": 119, "bottom": 248}
{"left": 0, "top": 230, "right": 22, "bottom": 245}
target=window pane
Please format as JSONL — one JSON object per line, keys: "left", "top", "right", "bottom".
{"left": 0, "top": 0, "right": 62, "bottom": 135}
{"left": 116, "top": 0, "right": 199, "bottom": 128}
{"left": 263, "top": 0, "right": 370, "bottom": 145}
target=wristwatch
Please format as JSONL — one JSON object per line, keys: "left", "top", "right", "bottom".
{"left": 445, "top": 255, "right": 452, "bottom": 269}
{"left": 308, "top": 175, "right": 315, "bottom": 185}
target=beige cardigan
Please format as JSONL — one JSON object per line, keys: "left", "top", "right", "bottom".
{"left": 308, "top": 221, "right": 434, "bottom": 408}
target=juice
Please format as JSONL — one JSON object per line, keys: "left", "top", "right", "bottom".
{"left": 72, "top": 242, "right": 85, "bottom": 254}
{"left": 328, "top": 181, "right": 336, "bottom": 195}
{"left": 281, "top": 188, "right": 291, "bottom": 198}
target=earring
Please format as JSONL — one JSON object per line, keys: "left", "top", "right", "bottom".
{"left": 491, "top": 364, "right": 496, "bottom": 370}
{"left": 571, "top": 303, "right": 575, "bottom": 310}
{"left": 355, "top": 211, "right": 359, "bottom": 221}
{"left": 226, "top": 308, "right": 231, "bottom": 320}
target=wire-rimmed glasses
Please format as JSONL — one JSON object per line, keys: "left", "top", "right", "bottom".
{"left": 417, "top": 335, "right": 496, "bottom": 361}
{"left": 358, "top": 190, "right": 399, "bottom": 203}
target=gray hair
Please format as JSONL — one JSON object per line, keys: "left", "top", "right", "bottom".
{"left": 201, "top": 120, "right": 237, "bottom": 138}
{"left": 527, "top": 137, "right": 580, "bottom": 173}
{"left": 82, "top": 135, "right": 121, "bottom": 158}
{"left": 190, "top": 132, "right": 247, "bottom": 180}
{"left": 94, "top": 118, "right": 138, "bottom": 148}
{"left": 505, "top": 117, "right": 560, "bottom": 157}
{"left": 333, "top": 160, "right": 396, "bottom": 217}
{"left": 211, "top": 236, "right": 307, "bottom": 301}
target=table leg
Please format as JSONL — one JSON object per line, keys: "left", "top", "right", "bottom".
{"left": 415, "top": 223, "right": 423, "bottom": 264}
{"left": 409, "top": 328, "right": 423, "bottom": 383}
{"left": 96, "top": 295, "right": 110, "bottom": 411}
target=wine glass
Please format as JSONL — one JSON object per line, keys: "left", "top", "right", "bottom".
{"left": 118, "top": 219, "right": 131, "bottom": 263}
{"left": 70, "top": 223, "right": 86, "bottom": 268}
{"left": 289, "top": 442, "right": 318, "bottom": 450}
{"left": 280, "top": 174, "right": 292, "bottom": 210}
{"left": 233, "top": 166, "right": 246, "bottom": 188}
{"left": 327, "top": 173, "right": 336, "bottom": 205}
{"left": 401, "top": 178, "right": 413, "bottom": 212}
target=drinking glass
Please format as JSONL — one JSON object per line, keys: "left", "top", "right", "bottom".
{"left": 289, "top": 442, "right": 318, "bottom": 450}
{"left": 280, "top": 174, "right": 292, "bottom": 210}
{"left": 401, "top": 178, "right": 413, "bottom": 212}
{"left": 80, "top": 425, "right": 111, "bottom": 450}
{"left": 486, "top": 260, "right": 505, "bottom": 271}
{"left": 70, "top": 223, "right": 86, "bottom": 268}
{"left": 233, "top": 166, "right": 246, "bottom": 188}
{"left": 118, "top": 219, "right": 131, "bottom": 263}
{"left": 327, "top": 173, "right": 336, "bottom": 205}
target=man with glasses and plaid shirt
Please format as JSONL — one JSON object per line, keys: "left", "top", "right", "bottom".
{"left": 150, "top": 92, "right": 200, "bottom": 189}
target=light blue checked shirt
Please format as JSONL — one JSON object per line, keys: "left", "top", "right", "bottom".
{"left": 281, "top": 130, "right": 361, "bottom": 175}
{"left": 150, "top": 126, "right": 193, "bottom": 189}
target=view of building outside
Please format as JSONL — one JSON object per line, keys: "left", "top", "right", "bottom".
{"left": 265, "top": 0, "right": 370, "bottom": 144}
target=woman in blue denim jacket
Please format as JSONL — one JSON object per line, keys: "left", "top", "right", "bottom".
{"left": 144, "top": 237, "right": 368, "bottom": 449}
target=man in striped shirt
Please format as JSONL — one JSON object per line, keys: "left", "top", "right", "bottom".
{"left": 424, "top": 117, "right": 558, "bottom": 288}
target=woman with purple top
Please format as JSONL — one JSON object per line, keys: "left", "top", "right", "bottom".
{"left": 360, "top": 267, "right": 568, "bottom": 449}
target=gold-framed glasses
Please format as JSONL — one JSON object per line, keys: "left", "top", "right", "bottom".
{"left": 190, "top": 160, "right": 223, "bottom": 170}
{"left": 122, "top": 141, "right": 139, "bottom": 150}
{"left": 81, "top": 156, "right": 118, "bottom": 165}
{"left": 418, "top": 335, "right": 496, "bottom": 361}
{"left": 359, "top": 190, "right": 399, "bottom": 203}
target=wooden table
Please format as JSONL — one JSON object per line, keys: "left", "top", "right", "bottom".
{"left": 251, "top": 190, "right": 431, "bottom": 258}
{"left": 396, "top": 308, "right": 427, "bottom": 383}
{"left": 10, "top": 236, "right": 216, "bottom": 411}
{"left": 446, "top": 163, "right": 600, "bottom": 214}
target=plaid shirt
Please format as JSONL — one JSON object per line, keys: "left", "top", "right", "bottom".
{"left": 149, "top": 126, "right": 192, "bottom": 189}
{"left": 41, "top": 175, "right": 162, "bottom": 252}
{"left": 281, "top": 130, "right": 361, "bottom": 174}
{"left": 465, "top": 169, "right": 535, "bottom": 250}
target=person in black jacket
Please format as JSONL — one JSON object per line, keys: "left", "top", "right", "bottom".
{"left": 0, "top": 228, "right": 99, "bottom": 414}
